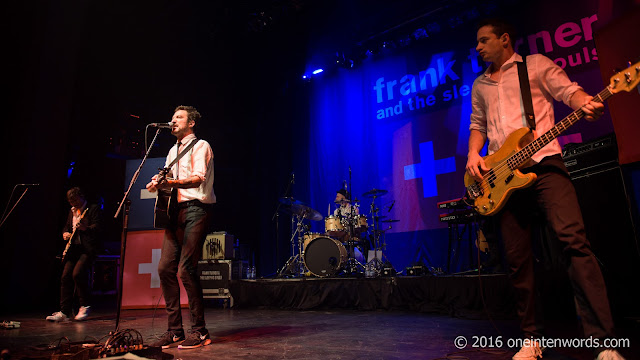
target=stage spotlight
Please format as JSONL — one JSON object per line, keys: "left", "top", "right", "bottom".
{"left": 312, "top": 68, "right": 324, "bottom": 75}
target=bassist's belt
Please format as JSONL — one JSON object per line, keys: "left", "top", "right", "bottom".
{"left": 176, "top": 200, "right": 211, "bottom": 209}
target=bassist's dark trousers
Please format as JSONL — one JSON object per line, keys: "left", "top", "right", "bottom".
{"left": 158, "top": 200, "right": 212, "bottom": 333}
{"left": 60, "top": 245, "right": 94, "bottom": 316}
{"left": 497, "top": 154, "right": 615, "bottom": 340}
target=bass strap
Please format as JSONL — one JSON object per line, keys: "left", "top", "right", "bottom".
{"left": 517, "top": 56, "right": 536, "bottom": 130}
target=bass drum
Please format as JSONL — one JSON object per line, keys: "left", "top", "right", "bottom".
{"left": 303, "top": 236, "right": 347, "bottom": 277}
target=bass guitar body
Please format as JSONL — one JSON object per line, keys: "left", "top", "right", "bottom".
{"left": 464, "top": 128, "right": 537, "bottom": 216}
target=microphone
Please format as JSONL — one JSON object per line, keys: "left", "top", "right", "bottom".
{"left": 387, "top": 200, "right": 395, "bottom": 211}
{"left": 18, "top": 184, "right": 40, "bottom": 186}
{"left": 149, "top": 122, "right": 174, "bottom": 128}
{"left": 291, "top": 172, "right": 295, "bottom": 184}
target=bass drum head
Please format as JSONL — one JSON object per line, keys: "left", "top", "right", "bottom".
{"left": 303, "top": 236, "right": 346, "bottom": 277}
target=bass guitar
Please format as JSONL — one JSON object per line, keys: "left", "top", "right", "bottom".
{"left": 60, "top": 208, "right": 89, "bottom": 262}
{"left": 465, "top": 61, "right": 640, "bottom": 216}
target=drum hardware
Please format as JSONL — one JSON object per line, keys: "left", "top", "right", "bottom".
{"left": 277, "top": 201, "right": 323, "bottom": 278}
{"left": 361, "top": 188, "right": 400, "bottom": 277}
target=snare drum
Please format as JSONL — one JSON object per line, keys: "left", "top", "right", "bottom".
{"left": 303, "top": 236, "right": 347, "bottom": 277}
{"left": 324, "top": 215, "right": 346, "bottom": 237}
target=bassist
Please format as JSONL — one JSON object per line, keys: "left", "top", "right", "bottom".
{"left": 465, "top": 19, "right": 622, "bottom": 360}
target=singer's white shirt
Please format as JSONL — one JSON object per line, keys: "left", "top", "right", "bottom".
{"left": 165, "top": 133, "right": 216, "bottom": 204}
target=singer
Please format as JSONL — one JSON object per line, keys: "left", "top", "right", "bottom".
{"left": 145, "top": 105, "right": 216, "bottom": 349}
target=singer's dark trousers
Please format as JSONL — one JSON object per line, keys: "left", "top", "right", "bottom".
{"left": 60, "top": 246, "right": 93, "bottom": 316}
{"left": 158, "top": 201, "right": 211, "bottom": 334}
{"left": 497, "top": 155, "right": 615, "bottom": 340}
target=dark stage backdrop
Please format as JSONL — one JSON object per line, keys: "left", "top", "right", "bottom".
{"left": 298, "top": 0, "right": 625, "bottom": 272}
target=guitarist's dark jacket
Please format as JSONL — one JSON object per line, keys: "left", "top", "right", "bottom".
{"left": 62, "top": 204, "right": 102, "bottom": 257}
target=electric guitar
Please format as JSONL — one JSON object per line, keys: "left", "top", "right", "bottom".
{"left": 153, "top": 167, "right": 177, "bottom": 229}
{"left": 60, "top": 208, "right": 88, "bottom": 262}
{"left": 465, "top": 61, "right": 640, "bottom": 216}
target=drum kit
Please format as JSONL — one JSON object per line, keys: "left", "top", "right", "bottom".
{"left": 278, "top": 187, "right": 398, "bottom": 278}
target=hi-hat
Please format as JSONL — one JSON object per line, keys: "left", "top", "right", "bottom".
{"left": 381, "top": 219, "right": 400, "bottom": 223}
{"left": 362, "top": 188, "right": 388, "bottom": 197}
{"left": 290, "top": 203, "right": 323, "bottom": 221}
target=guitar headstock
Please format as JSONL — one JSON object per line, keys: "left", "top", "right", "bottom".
{"left": 609, "top": 60, "right": 640, "bottom": 94}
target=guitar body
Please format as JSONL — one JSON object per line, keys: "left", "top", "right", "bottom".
{"left": 464, "top": 128, "right": 537, "bottom": 216}
{"left": 154, "top": 188, "right": 176, "bottom": 229}
{"left": 153, "top": 168, "right": 177, "bottom": 229}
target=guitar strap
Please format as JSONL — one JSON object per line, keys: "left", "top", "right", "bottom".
{"left": 165, "top": 138, "right": 198, "bottom": 175}
{"left": 517, "top": 56, "right": 536, "bottom": 130}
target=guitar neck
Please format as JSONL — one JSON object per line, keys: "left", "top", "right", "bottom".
{"left": 508, "top": 86, "right": 613, "bottom": 169}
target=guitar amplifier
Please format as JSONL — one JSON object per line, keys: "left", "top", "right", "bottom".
{"left": 202, "top": 231, "right": 234, "bottom": 260}
{"left": 562, "top": 133, "right": 618, "bottom": 175}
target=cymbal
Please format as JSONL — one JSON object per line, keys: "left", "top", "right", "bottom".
{"left": 362, "top": 188, "right": 388, "bottom": 197}
{"left": 290, "top": 203, "right": 323, "bottom": 221}
{"left": 279, "top": 197, "right": 304, "bottom": 206}
{"left": 381, "top": 219, "right": 400, "bottom": 223}
{"left": 334, "top": 199, "right": 360, "bottom": 203}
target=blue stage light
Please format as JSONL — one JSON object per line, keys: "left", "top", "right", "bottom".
{"left": 312, "top": 68, "right": 324, "bottom": 75}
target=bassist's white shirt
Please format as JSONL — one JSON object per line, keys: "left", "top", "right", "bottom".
{"left": 469, "top": 53, "right": 583, "bottom": 163}
{"left": 165, "top": 133, "right": 216, "bottom": 204}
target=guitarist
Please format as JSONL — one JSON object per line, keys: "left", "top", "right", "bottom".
{"left": 46, "top": 187, "right": 102, "bottom": 322}
{"left": 145, "top": 105, "right": 216, "bottom": 349}
{"left": 466, "top": 19, "right": 623, "bottom": 360}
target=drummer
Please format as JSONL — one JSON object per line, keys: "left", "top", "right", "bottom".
{"left": 333, "top": 189, "right": 367, "bottom": 264}
{"left": 334, "top": 189, "right": 358, "bottom": 217}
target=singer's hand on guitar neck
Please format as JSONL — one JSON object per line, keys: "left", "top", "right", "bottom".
{"left": 63, "top": 232, "right": 72, "bottom": 241}
{"left": 146, "top": 174, "right": 161, "bottom": 193}
{"left": 147, "top": 174, "right": 203, "bottom": 191}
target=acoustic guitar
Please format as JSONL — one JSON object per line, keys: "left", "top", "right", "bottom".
{"left": 153, "top": 167, "right": 177, "bottom": 229}
{"left": 465, "top": 61, "right": 640, "bottom": 216}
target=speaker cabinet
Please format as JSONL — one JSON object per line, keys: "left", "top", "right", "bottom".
{"left": 570, "top": 165, "right": 640, "bottom": 318}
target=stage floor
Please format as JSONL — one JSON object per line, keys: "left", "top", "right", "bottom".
{"left": 2, "top": 307, "right": 639, "bottom": 360}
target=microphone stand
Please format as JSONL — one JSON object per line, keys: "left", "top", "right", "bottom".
{"left": 113, "top": 127, "right": 162, "bottom": 331}
{"left": 0, "top": 185, "right": 35, "bottom": 229}
{"left": 272, "top": 173, "right": 294, "bottom": 277}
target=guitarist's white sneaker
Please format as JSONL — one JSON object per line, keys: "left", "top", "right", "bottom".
{"left": 74, "top": 306, "right": 90, "bottom": 321}
{"left": 45, "top": 311, "right": 69, "bottom": 322}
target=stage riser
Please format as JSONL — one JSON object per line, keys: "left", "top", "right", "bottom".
{"left": 229, "top": 276, "right": 516, "bottom": 319}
